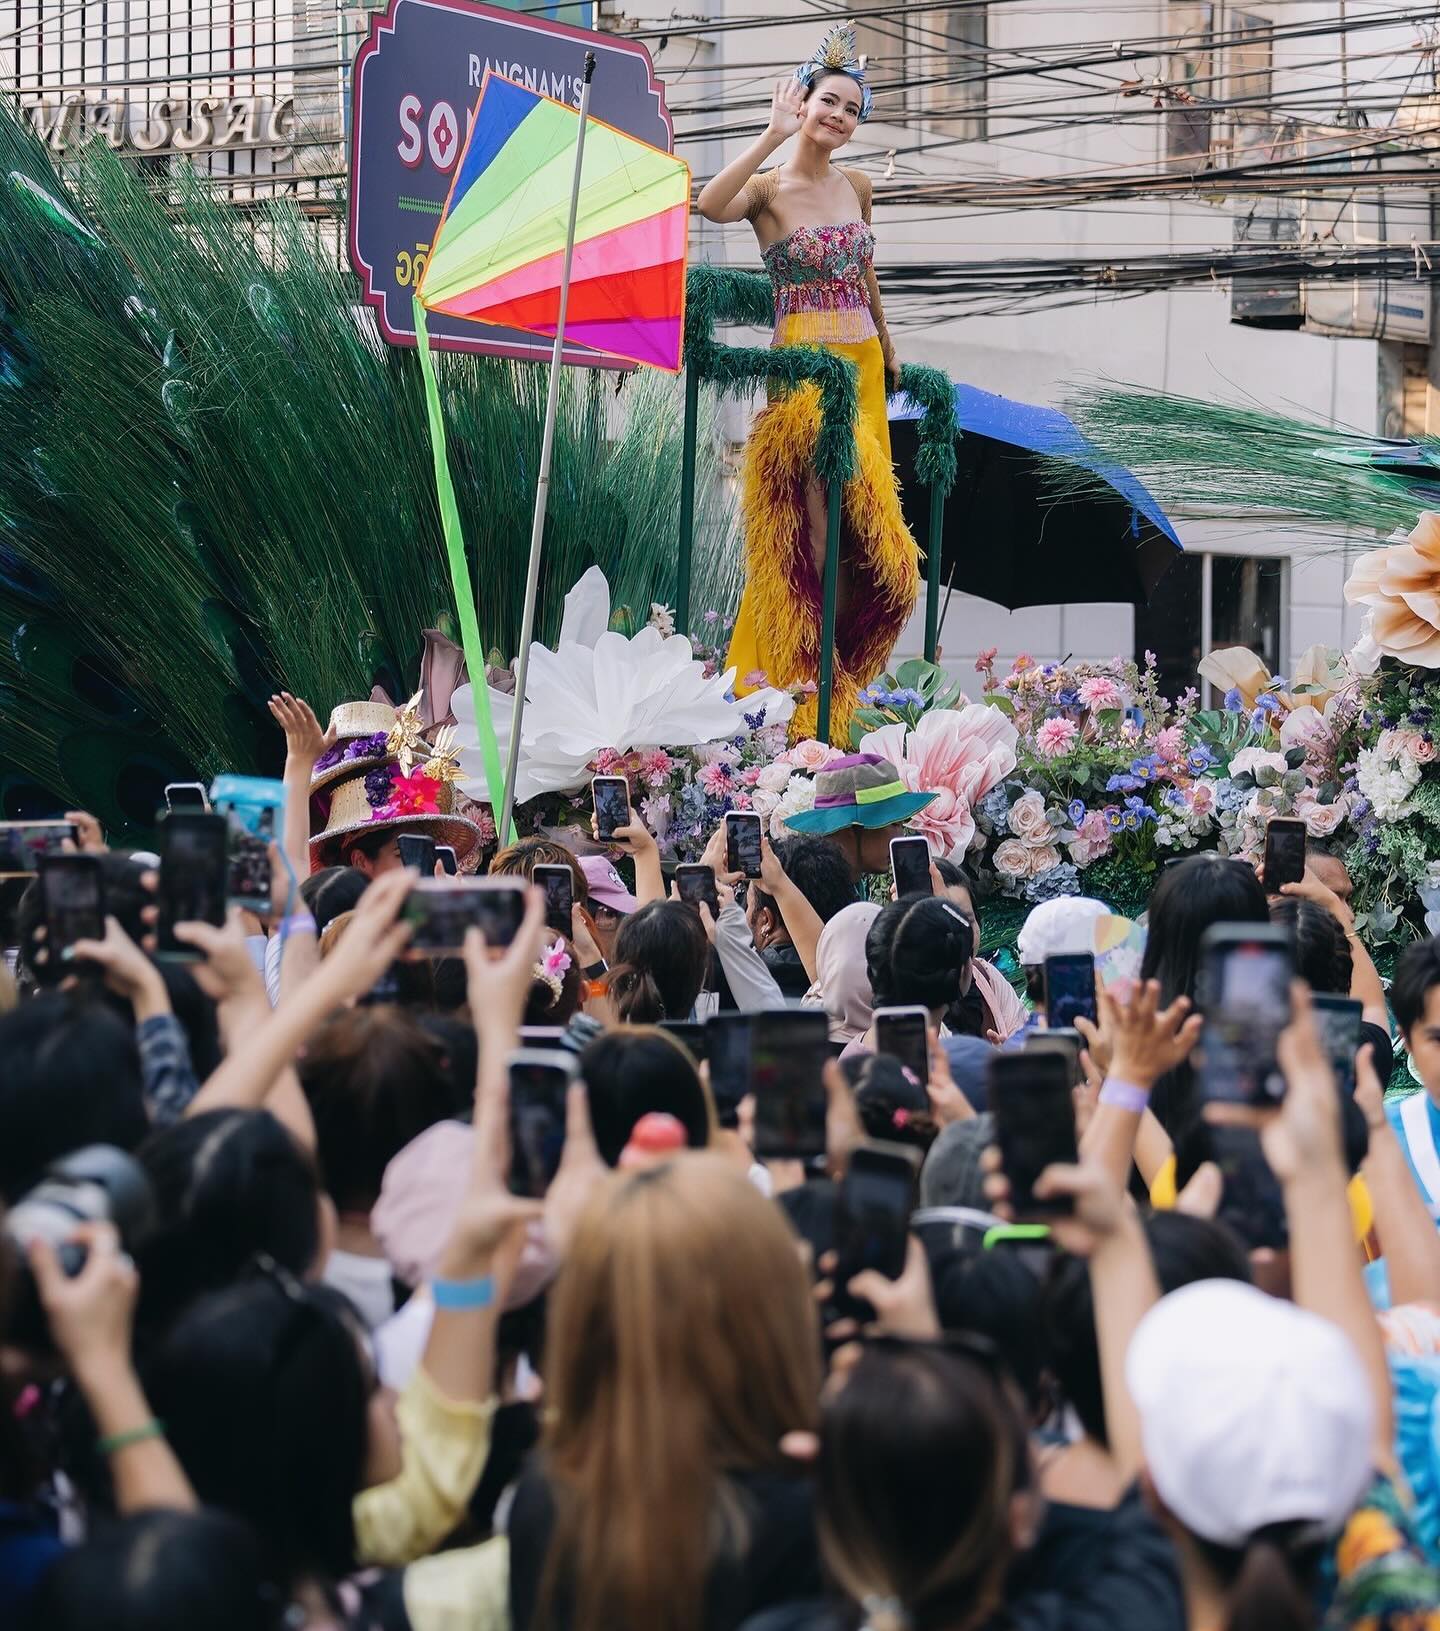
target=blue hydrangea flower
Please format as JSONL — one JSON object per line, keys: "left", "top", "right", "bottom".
{"left": 978, "top": 786, "right": 1013, "bottom": 828}
{"left": 1023, "top": 860, "right": 1081, "bottom": 903}
{"left": 1214, "top": 779, "right": 1249, "bottom": 814}
{"left": 1223, "top": 687, "right": 1244, "bottom": 712}
{"left": 1067, "top": 798, "right": 1086, "bottom": 826}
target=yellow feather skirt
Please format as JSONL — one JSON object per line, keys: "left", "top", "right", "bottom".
{"left": 725, "top": 337, "right": 919, "bottom": 745}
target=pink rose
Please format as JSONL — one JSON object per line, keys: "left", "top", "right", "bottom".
{"left": 993, "top": 838, "right": 1032, "bottom": 879}
{"left": 786, "top": 737, "right": 840, "bottom": 773}
{"left": 1034, "top": 717, "right": 1079, "bottom": 759}
{"left": 757, "top": 761, "right": 792, "bottom": 794}
{"left": 1393, "top": 728, "right": 1437, "bottom": 766}
{"left": 1077, "top": 676, "right": 1121, "bottom": 710}
{"left": 1301, "top": 800, "right": 1346, "bottom": 837}
{"left": 1027, "top": 843, "right": 1063, "bottom": 877}
{"left": 1007, "top": 789, "right": 1052, "bottom": 846}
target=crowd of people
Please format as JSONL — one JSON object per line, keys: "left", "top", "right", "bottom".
{"left": 4, "top": 689, "right": 1440, "bottom": 1631}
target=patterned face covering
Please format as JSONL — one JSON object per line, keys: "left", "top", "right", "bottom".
{"left": 793, "top": 22, "right": 873, "bottom": 123}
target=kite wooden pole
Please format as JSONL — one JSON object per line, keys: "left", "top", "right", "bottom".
{"left": 499, "top": 51, "right": 597, "bottom": 841}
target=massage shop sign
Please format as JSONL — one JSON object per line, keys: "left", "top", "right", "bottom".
{"left": 348, "top": 0, "right": 672, "bottom": 365}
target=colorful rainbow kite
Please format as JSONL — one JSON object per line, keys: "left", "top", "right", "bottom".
{"left": 418, "top": 70, "right": 690, "bottom": 372}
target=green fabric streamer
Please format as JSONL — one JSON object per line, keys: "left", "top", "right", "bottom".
{"left": 413, "top": 295, "right": 515, "bottom": 844}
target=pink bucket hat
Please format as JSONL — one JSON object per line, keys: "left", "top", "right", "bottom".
{"left": 579, "top": 855, "right": 638, "bottom": 914}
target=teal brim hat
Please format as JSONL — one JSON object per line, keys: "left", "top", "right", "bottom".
{"left": 784, "top": 753, "right": 936, "bottom": 835}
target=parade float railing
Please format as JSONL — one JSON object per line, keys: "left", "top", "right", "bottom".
{"left": 677, "top": 265, "right": 958, "bottom": 741}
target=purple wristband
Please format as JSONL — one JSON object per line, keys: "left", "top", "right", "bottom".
{"left": 1098, "top": 1077, "right": 1149, "bottom": 1114}
{"left": 279, "top": 913, "right": 316, "bottom": 939}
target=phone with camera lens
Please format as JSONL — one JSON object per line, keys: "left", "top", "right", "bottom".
{"left": 0, "top": 820, "right": 78, "bottom": 876}
{"left": 508, "top": 1049, "right": 578, "bottom": 1198}
{"left": 157, "top": 812, "right": 230, "bottom": 960}
{"left": 1262, "top": 817, "right": 1307, "bottom": 892}
{"left": 1311, "top": 993, "right": 1364, "bottom": 1096}
{"left": 396, "top": 833, "right": 437, "bottom": 876}
{"left": 889, "top": 835, "right": 932, "bottom": 898}
{"left": 435, "top": 845, "right": 458, "bottom": 877}
{"left": 873, "top": 1004, "right": 930, "bottom": 1085}
{"left": 164, "top": 781, "right": 210, "bottom": 812}
{"left": 592, "top": 775, "right": 630, "bottom": 841}
{"left": 38, "top": 854, "right": 106, "bottom": 962}
{"left": 750, "top": 1009, "right": 830, "bottom": 1160}
{"left": 1196, "top": 923, "right": 1294, "bottom": 1107}
{"left": 988, "top": 1051, "right": 1077, "bottom": 1218}
{"left": 724, "top": 811, "right": 764, "bottom": 879}
{"left": 705, "top": 1012, "right": 752, "bottom": 1128}
{"left": 1044, "top": 952, "right": 1097, "bottom": 1030}
{"left": 533, "top": 864, "right": 575, "bottom": 937}
{"left": 675, "top": 863, "right": 720, "bottom": 915}
{"left": 833, "top": 1141, "right": 920, "bottom": 1318}
{"left": 404, "top": 878, "right": 526, "bottom": 954}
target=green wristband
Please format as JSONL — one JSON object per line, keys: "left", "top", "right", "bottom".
{"left": 97, "top": 1419, "right": 165, "bottom": 1457}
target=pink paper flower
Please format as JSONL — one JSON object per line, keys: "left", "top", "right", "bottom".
{"left": 731, "top": 790, "right": 754, "bottom": 811}
{"left": 1068, "top": 810, "right": 1112, "bottom": 866}
{"left": 640, "top": 749, "right": 676, "bottom": 787}
{"left": 1152, "top": 725, "right": 1184, "bottom": 762}
{"left": 1034, "top": 717, "right": 1079, "bottom": 758}
{"left": 593, "top": 747, "right": 625, "bottom": 775}
{"left": 698, "top": 761, "right": 733, "bottom": 795}
{"left": 785, "top": 737, "right": 841, "bottom": 773}
{"left": 859, "top": 706, "right": 1019, "bottom": 861}
{"left": 975, "top": 646, "right": 998, "bottom": 671}
{"left": 1077, "top": 676, "right": 1121, "bottom": 711}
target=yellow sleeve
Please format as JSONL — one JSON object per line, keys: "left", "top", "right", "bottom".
{"left": 353, "top": 1366, "right": 498, "bottom": 1568}
{"left": 403, "top": 1536, "right": 510, "bottom": 1631}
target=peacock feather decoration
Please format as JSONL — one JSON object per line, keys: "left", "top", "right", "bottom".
{"left": 0, "top": 102, "right": 737, "bottom": 837}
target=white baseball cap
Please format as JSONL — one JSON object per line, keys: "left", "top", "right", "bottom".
{"left": 1015, "top": 895, "right": 1109, "bottom": 965}
{"left": 1126, "top": 1280, "right": 1374, "bottom": 1548}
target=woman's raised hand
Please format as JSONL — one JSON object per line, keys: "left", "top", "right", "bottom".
{"left": 766, "top": 78, "right": 805, "bottom": 141}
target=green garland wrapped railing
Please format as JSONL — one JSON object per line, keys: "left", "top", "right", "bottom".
{"left": 678, "top": 264, "right": 959, "bottom": 741}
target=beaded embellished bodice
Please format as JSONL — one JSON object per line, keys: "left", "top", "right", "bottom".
{"left": 761, "top": 219, "right": 878, "bottom": 346}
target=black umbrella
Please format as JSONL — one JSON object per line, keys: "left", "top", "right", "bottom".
{"left": 890, "top": 383, "right": 1183, "bottom": 610}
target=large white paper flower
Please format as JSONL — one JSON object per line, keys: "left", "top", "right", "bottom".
{"left": 453, "top": 567, "right": 795, "bottom": 806}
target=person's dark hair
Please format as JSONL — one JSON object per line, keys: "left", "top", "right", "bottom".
{"left": 1268, "top": 897, "right": 1351, "bottom": 995}
{"left": 607, "top": 901, "right": 709, "bottom": 1023}
{"left": 816, "top": 1342, "right": 1028, "bottom": 1631}
{"left": 299, "top": 1007, "right": 456, "bottom": 1213}
{"left": 933, "top": 856, "right": 978, "bottom": 907}
{"left": 309, "top": 866, "right": 368, "bottom": 934}
{"left": 143, "top": 1277, "right": 368, "bottom": 1585}
{"left": 1195, "top": 1525, "right": 1324, "bottom": 1631}
{"left": 414, "top": 1013, "right": 480, "bottom": 1114}
{"left": 578, "top": 1027, "right": 713, "bottom": 1165}
{"left": 1044, "top": 1211, "right": 1252, "bottom": 1446}
{"left": 25, "top": 1508, "right": 284, "bottom": 1631}
{"left": 929, "top": 1249, "right": 1050, "bottom": 1418}
{"left": 1393, "top": 937, "right": 1440, "bottom": 1035}
{"left": 867, "top": 895, "right": 974, "bottom": 1013}
{"left": 842, "top": 1051, "right": 935, "bottom": 1150}
{"left": 524, "top": 939, "right": 584, "bottom": 1027}
{"left": 135, "top": 1110, "right": 321, "bottom": 1341}
{"left": 1141, "top": 853, "right": 1269, "bottom": 1128}
{"left": 751, "top": 836, "right": 856, "bottom": 928}
{"left": 489, "top": 837, "right": 589, "bottom": 908}
{"left": 340, "top": 827, "right": 394, "bottom": 866}
{"left": 0, "top": 993, "right": 149, "bottom": 1203}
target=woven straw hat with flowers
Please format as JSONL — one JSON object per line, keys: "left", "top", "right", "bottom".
{"left": 310, "top": 691, "right": 485, "bottom": 865}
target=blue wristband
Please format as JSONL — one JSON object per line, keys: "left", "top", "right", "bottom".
{"left": 430, "top": 1274, "right": 495, "bottom": 1312}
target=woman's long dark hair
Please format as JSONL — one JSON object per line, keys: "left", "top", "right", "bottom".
{"left": 1196, "top": 1524, "right": 1325, "bottom": 1631}
{"left": 866, "top": 896, "right": 973, "bottom": 1014}
{"left": 607, "top": 901, "right": 709, "bottom": 1023}
{"left": 1140, "top": 853, "right": 1268, "bottom": 1129}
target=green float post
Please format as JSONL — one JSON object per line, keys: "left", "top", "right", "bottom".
{"left": 924, "top": 483, "right": 946, "bottom": 662}
{"left": 816, "top": 476, "right": 843, "bottom": 743}
{"left": 675, "top": 365, "right": 700, "bottom": 635}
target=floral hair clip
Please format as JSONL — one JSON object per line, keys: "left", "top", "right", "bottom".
{"left": 532, "top": 942, "right": 573, "bottom": 1006}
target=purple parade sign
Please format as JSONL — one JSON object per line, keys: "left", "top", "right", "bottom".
{"left": 348, "top": 0, "right": 672, "bottom": 366}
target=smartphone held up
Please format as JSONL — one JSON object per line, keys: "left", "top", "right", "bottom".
{"left": 1195, "top": 923, "right": 1293, "bottom": 1107}
{"left": 889, "top": 835, "right": 932, "bottom": 898}
{"left": 38, "top": 854, "right": 106, "bottom": 962}
{"left": 724, "top": 811, "right": 764, "bottom": 880}
{"left": 156, "top": 812, "right": 229, "bottom": 960}
{"left": 592, "top": 776, "right": 630, "bottom": 842}
{"left": 403, "top": 878, "right": 527, "bottom": 955}
{"left": 1262, "top": 817, "right": 1307, "bottom": 892}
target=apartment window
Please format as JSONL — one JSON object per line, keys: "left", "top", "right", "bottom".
{"left": 1228, "top": 13, "right": 1273, "bottom": 117}
{"left": 1166, "top": 3, "right": 1214, "bottom": 162}
{"left": 1135, "top": 552, "right": 1285, "bottom": 703}
{"left": 924, "top": 3, "right": 988, "bottom": 142}
{"left": 854, "top": 0, "right": 910, "bottom": 117}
